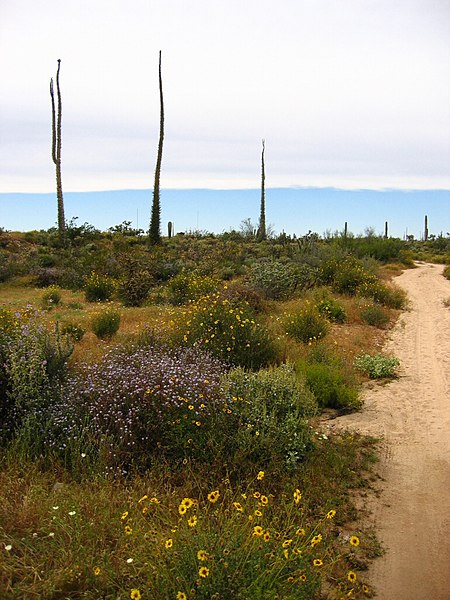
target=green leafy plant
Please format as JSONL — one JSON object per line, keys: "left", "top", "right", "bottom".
{"left": 90, "top": 307, "right": 121, "bottom": 339}
{"left": 354, "top": 354, "right": 400, "bottom": 379}
{"left": 360, "top": 304, "right": 390, "bottom": 328}
{"left": 61, "top": 321, "right": 86, "bottom": 342}
{"left": 357, "top": 278, "right": 406, "bottom": 309}
{"left": 41, "top": 285, "right": 62, "bottom": 309}
{"left": 297, "top": 361, "right": 360, "bottom": 410}
{"left": 316, "top": 297, "right": 346, "bottom": 323}
{"left": 247, "top": 260, "right": 300, "bottom": 300}
{"left": 224, "top": 364, "right": 317, "bottom": 469}
{"left": 284, "top": 302, "right": 328, "bottom": 344}
{"left": 84, "top": 272, "right": 116, "bottom": 302}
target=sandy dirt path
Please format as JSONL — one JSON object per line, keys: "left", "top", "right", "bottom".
{"left": 329, "top": 263, "right": 450, "bottom": 599}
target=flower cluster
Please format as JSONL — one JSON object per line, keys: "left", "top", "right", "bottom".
{"left": 173, "top": 290, "right": 278, "bottom": 369}
{"left": 112, "top": 474, "right": 369, "bottom": 598}
{"left": 47, "top": 343, "right": 228, "bottom": 471}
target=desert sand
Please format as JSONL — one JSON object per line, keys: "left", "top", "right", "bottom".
{"left": 329, "top": 262, "right": 450, "bottom": 599}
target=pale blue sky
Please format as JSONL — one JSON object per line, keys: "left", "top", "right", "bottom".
{"left": 1, "top": 0, "right": 449, "bottom": 195}
{"left": 1, "top": 188, "right": 448, "bottom": 240}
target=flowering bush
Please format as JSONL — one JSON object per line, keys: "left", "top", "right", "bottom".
{"left": 357, "top": 278, "right": 406, "bottom": 309}
{"left": 84, "top": 272, "right": 116, "bottom": 302}
{"left": 321, "top": 257, "right": 369, "bottom": 295}
{"left": 91, "top": 307, "right": 121, "bottom": 339}
{"left": 49, "top": 344, "right": 230, "bottom": 472}
{"left": 167, "top": 271, "right": 220, "bottom": 305}
{"left": 173, "top": 291, "right": 278, "bottom": 369}
{"left": 316, "top": 297, "right": 346, "bottom": 323}
{"left": 41, "top": 285, "right": 62, "bottom": 309}
{"left": 111, "top": 477, "right": 367, "bottom": 599}
{"left": 284, "top": 302, "right": 329, "bottom": 344}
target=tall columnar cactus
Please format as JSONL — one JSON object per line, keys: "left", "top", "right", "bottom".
{"left": 385, "top": 221, "right": 388, "bottom": 239}
{"left": 257, "top": 139, "right": 266, "bottom": 241}
{"left": 149, "top": 51, "right": 164, "bottom": 245}
{"left": 424, "top": 215, "right": 429, "bottom": 241}
{"left": 50, "top": 59, "right": 66, "bottom": 242}
{"left": 344, "top": 222, "right": 348, "bottom": 237}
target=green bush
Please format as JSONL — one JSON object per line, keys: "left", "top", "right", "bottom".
{"left": 321, "top": 257, "right": 369, "bottom": 295}
{"left": 354, "top": 353, "right": 400, "bottom": 379}
{"left": 41, "top": 285, "right": 62, "bottom": 309}
{"left": 360, "top": 304, "right": 390, "bottom": 328}
{"left": 0, "top": 307, "right": 73, "bottom": 447}
{"left": 117, "top": 270, "right": 154, "bottom": 307}
{"left": 247, "top": 260, "right": 300, "bottom": 300}
{"left": 84, "top": 272, "right": 116, "bottom": 302}
{"left": 173, "top": 291, "right": 278, "bottom": 369}
{"left": 284, "top": 302, "right": 329, "bottom": 344}
{"left": 61, "top": 321, "right": 86, "bottom": 342}
{"left": 443, "top": 265, "right": 450, "bottom": 280}
{"left": 167, "top": 271, "right": 220, "bottom": 305}
{"left": 316, "top": 297, "right": 346, "bottom": 323}
{"left": 224, "top": 364, "right": 317, "bottom": 469}
{"left": 357, "top": 278, "right": 406, "bottom": 309}
{"left": 91, "top": 308, "right": 121, "bottom": 339}
{"left": 297, "top": 361, "right": 360, "bottom": 410}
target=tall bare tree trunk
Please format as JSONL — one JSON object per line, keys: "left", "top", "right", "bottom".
{"left": 50, "top": 59, "right": 66, "bottom": 243}
{"left": 257, "top": 139, "right": 266, "bottom": 241}
{"left": 149, "top": 51, "right": 164, "bottom": 245}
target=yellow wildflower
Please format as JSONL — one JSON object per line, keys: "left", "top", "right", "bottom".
{"left": 207, "top": 490, "right": 220, "bottom": 503}
{"left": 253, "top": 525, "right": 263, "bottom": 537}
{"left": 188, "top": 515, "right": 198, "bottom": 527}
{"left": 198, "top": 566, "right": 209, "bottom": 578}
{"left": 197, "top": 549, "right": 208, "bottom": 561}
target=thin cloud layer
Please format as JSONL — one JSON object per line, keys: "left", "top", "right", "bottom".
{"left": 1, "top": 0, "right": 449, "bottom": 192}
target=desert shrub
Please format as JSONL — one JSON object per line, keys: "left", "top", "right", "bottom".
{"left": 284, "top": 302, "right": 329, "bottom": 344}
{"left": 115, "top": 254, "right": 155, "bottom": 307}
{"left": 330, "top": 258, "right": 369, "bottom": 295}
{"left": 41, "top": 285, "right": 62, "bottom": 309}
{"left": 48, "top": 345, "right": 229, "bottom": 471}
{"left": 173, "top": 292, "right": 278, "bottom": 369}
{"left": 224, "top": 365, "right": 317, "bottom": 469}
{"left": 316, "top": 297, "right": 346, "bottom": 323}
{"left": 61, "top": 321, "right": 86, "bottom": 342}
{"left": 167, "top": 271, "right": 220, "bottom": 305}
{"left": 443, "top": 265, "right": 450, "bottom": 280}
{"left": 0, "top": 307, "right": 73, "bottom": 446}
{"left": 219, "top": 280, "right": 266, "bottom": 312}
{"left": 247, "top": 260, "right": 300, "bottom": 300}
{"left": 84, "top": 272, "right": 116, "bottom": 302}
{"left": 91, "top": 307, "right": 121, "bottom": 339}
{"left": 117, "top": 269, "right": 154, "bottom": 307}
{"left": 297, "top": 361, "right": 360, "bottom": 410}
{"left": 357, "top": 278, "right": 406, "bottom": 309}
{"left": 360, "top": 304, "right": 390, "bottom": 328}
{"left": 354, "top": 354, "right": 400, "bottom": 379}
